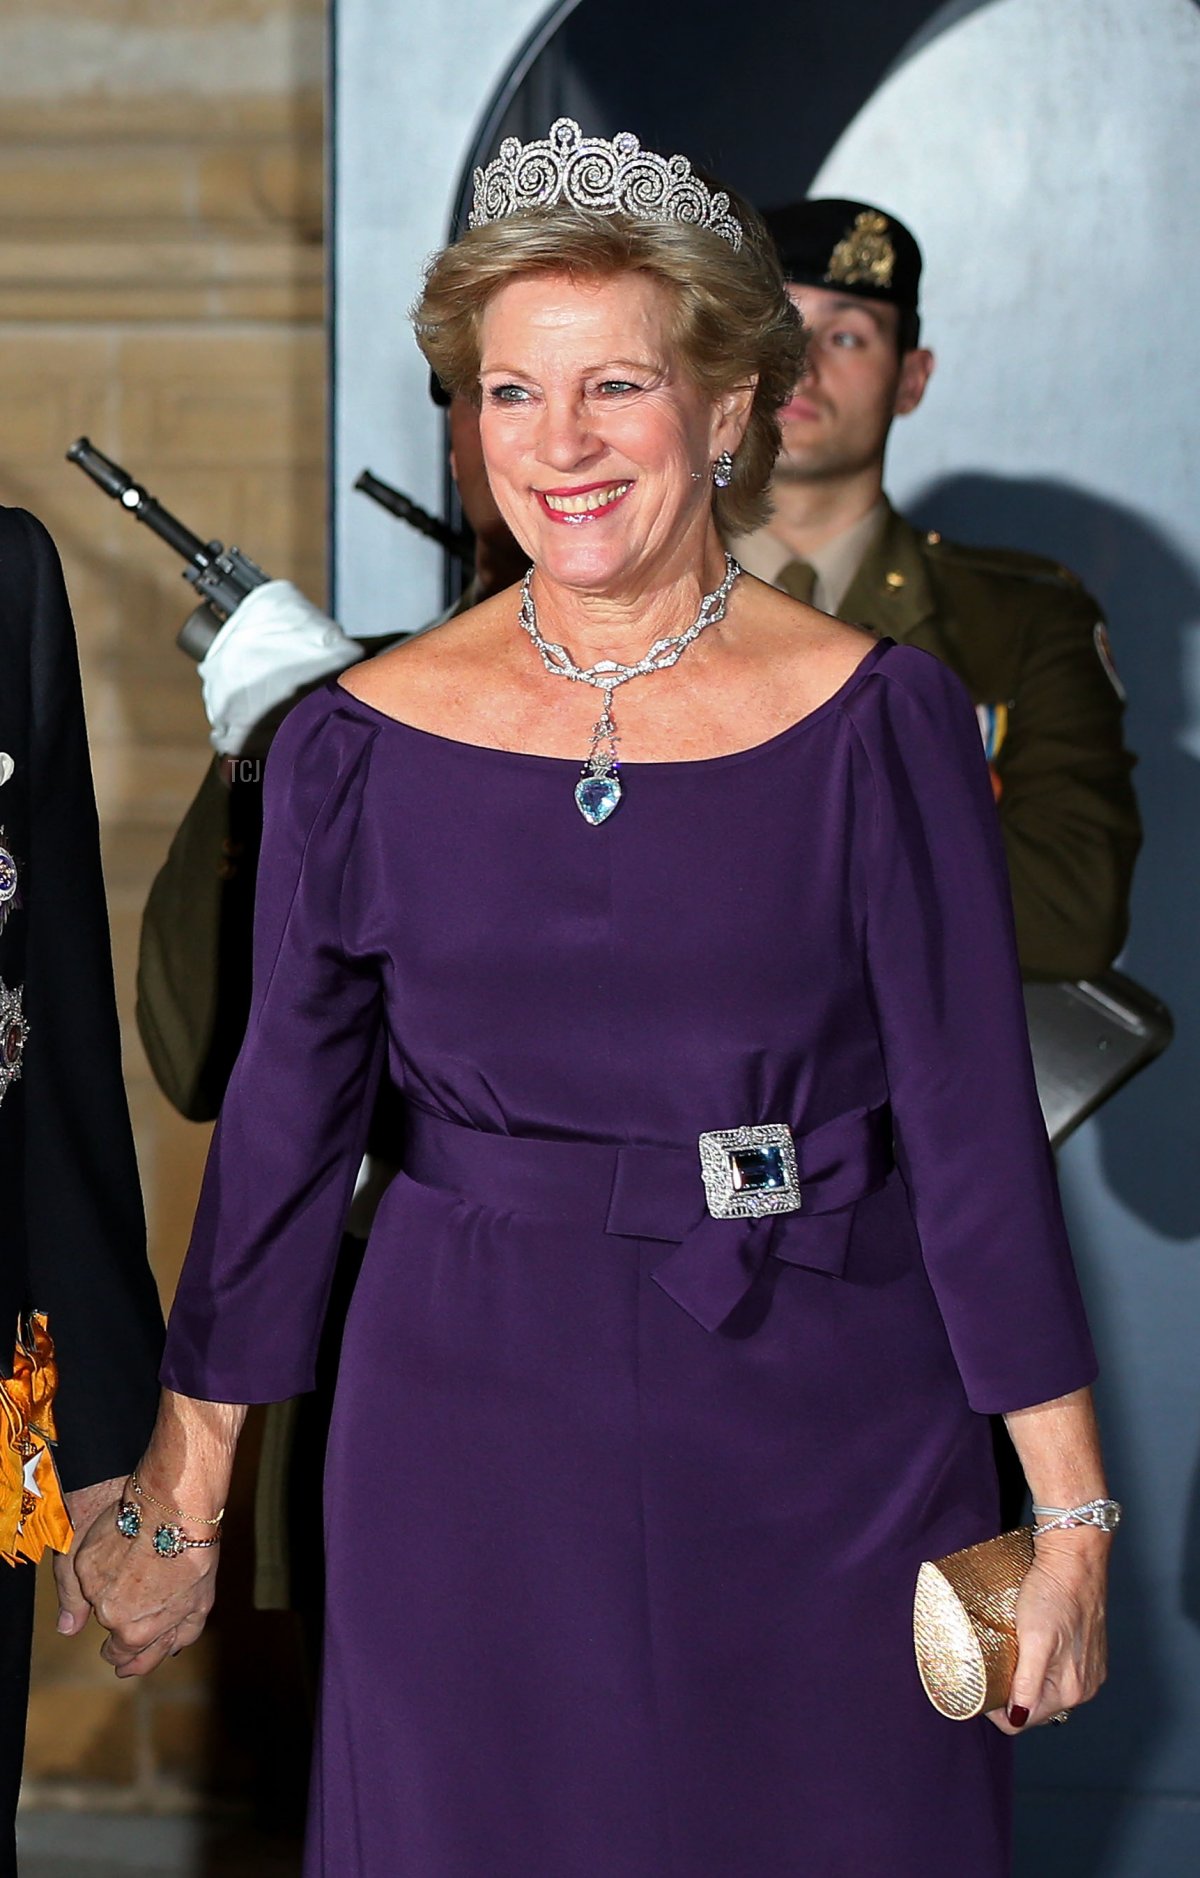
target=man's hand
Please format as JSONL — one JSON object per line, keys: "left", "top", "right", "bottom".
{"left": 52, "top": 1476, "right": 126, "bottom": 1637}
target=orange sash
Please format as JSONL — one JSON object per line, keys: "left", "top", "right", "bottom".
{"left": 0, "top": 1313, "right": 74, "bottom": 1565}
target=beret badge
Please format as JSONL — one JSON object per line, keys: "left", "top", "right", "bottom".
{"left": 827, "top": 210, "right": 896, "bottom": 291}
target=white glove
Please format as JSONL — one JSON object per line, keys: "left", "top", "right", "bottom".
{"left": 198, "top": 580, "right": 364, "bottom": 756}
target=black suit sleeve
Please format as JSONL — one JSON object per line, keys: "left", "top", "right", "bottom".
{"left": 18, "top": 511, "right": 163, "bottom": 1490}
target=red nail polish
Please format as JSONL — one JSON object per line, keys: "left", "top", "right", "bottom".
{"left": 1008, "top": 1705, "right": 1030, "bottom": 1728}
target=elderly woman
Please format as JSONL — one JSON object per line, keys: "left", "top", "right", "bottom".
{"left": 79, "top": 122, "right": 1113, "bottom": 1876}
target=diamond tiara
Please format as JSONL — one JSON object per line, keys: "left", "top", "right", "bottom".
{"left": 468, "top": 118, "right": 743, "bottom": 252}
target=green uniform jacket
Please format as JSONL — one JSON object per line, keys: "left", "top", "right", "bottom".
{"left": 138, "top": 626, "right": 415, "bottom": 1123}
{"left": 137, "top": 517, "right": 1140, "bottom": 1119}
{"left": 838, "top": 503, "right": 1140, "bottom": 980}
{"left": 137, "top": 753, "right": 262, "bottom": 1121}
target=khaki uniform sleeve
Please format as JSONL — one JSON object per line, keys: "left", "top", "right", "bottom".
{"left": 997, "top": 584, "right": 1140, "bottom": 978}
{"left": 136, "top": 758, "right": 263, "bottom": 1120}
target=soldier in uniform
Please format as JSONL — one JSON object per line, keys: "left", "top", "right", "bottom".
{"left": 734, "top": 198, "right": 1140, "bottom": 979}
{"left": 0, "top": 507, "right": 163, "bottom": 1871}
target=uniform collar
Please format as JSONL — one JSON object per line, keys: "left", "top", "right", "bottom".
{"left": 732, "top": 506, "right": 888, "bottom": 605}
{"left": 733, "top": 498, "right": 911, "bottom": 621}
{"left": 806, "top": 500, "right": 887, "bottom": 615}
{"left": 839, "top": 500, "right": 936, "bottom": 638}
{"left": 730, "top": 527, "right": 795, "bottom": 588}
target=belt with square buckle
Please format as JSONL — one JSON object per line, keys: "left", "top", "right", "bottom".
{"left": 403, "top": 1102, "right": 894, "bottom": 1332}
{"left": 698, "top": 1122, "right": 802, "bottom": 1221}
{"left": 649, "top": 1108, "right": 893, "bottom": 1328}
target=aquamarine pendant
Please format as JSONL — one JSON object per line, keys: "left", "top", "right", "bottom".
{"left": 575, "top": 696, "right": 623, "bottom": 824}
{"left": 575, "top": 768, "right": 622, "bottom": 825}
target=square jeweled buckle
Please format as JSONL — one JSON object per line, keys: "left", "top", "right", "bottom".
{"left": 698, "top": 1123, "right": 802, "bottom": 1220}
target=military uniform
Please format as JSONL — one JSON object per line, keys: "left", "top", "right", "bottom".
{"left": 751, "top": 196, "right": 1141, "bottom": 980}
{"left": 847, "top": 509, "right": 1139, "bottom": 977}
{"left": 740, "top": 501, "right": 1140, "bottom": 980}
{"left": 138, "top": 754, "right": 263, "bottom": 1121}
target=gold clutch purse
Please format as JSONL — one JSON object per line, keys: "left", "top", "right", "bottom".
{"left": 913, "top": 1526, "right": 1035, "bottom": 1719}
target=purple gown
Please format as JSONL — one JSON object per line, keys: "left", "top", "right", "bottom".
{"left": 162, "top": 638, "right": 1096, "bottom": 1877}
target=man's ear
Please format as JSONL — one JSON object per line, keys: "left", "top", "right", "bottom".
{"left": 894, "top": 348, "right": 935, "bottom": 418}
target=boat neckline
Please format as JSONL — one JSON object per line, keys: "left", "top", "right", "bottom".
{"left": 330, "top": 634, "right": 893, "bottom": 772}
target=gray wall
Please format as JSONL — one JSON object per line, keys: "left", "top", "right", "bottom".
{"left": 330, "top": 0, "right": 553, "bottom": 636}
{"left": 332, "top": 1, "right": 1200, "bottom": 1867}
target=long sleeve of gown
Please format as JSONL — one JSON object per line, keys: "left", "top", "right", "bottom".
{"left": 161, "top": 690, "right": 384, "bottom": 1403}
{"left": 847, "top": 646, "right": 1098, "bottom": 1415}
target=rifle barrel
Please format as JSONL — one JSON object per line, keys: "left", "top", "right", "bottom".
{"left": 354, "top": 469, "right": 474, "bottom": 565}
{"left": 67, "top": 437, "right": 210, "bottom": 566}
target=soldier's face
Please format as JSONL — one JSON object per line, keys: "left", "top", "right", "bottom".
{"left": 774, "top": 285, "right": 933, "bottom": 483}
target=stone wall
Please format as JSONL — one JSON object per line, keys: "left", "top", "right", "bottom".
{"left": 0, "top": 0, "right": 325, "bottom": 1813}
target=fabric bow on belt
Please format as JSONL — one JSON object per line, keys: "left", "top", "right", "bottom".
{"left": 607, "top": 1104, "right": 895, "bottom": 1329}
{"left": 403, "top": 1102, "right": 895, "bottom": 1333}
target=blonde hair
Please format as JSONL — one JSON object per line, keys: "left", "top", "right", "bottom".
{"left": 412, "top": 198, "right": 805, "bottom": 537}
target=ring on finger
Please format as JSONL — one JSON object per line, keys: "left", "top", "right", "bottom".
{"left": 1050, "top": 1709, "right": 1071, "bottom": 1726}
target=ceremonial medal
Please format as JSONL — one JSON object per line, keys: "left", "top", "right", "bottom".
{"left": 0, "top": 830, "right": 19, "bottom": 935}
{"left": 0, "top": 980, "right": 28, "bottom": 1105}
{"left": 974, "top": 703, "right": 1009, "bottom": 762}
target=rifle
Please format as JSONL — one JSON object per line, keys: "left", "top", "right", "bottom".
{"left": 354, "top": 469, "right": 474, "bottom": 566}
{"left": 67, "top": 441, "right": 473, "bottom": 658}
{"left": 67, "top": 438, "right": 269, "bottom": 661}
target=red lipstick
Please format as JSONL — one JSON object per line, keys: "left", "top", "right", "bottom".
{"left": 534, "top": 479, "right": 633, "bottom": 525}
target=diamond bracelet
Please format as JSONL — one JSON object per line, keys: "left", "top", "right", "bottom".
{"left": 1031, "top": 1498, "right": 1122, "bottom": 1535}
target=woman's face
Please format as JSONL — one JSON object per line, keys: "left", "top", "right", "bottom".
{"left": 477, "top": 269, "right": 746, "bottom": 595}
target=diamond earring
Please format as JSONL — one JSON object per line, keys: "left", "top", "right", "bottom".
{"left": 712, "top": 451, "right": 734, "bottom": 489}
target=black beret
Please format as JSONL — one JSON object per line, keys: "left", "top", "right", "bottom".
{"left": 762, "top": 198, "right": 922, "bottom": 313}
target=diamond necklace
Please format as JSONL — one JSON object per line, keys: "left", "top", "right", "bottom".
{"left": 517, "top": 554, "right": 742, "bottom": 825}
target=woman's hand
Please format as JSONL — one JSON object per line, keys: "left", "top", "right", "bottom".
{"left": 70, "top": 1388, "right": 245, "bottom": 1677}
{"left": 987, "top": 1527, "right": 1109, "bottom": 1733}
{"left": 993, "top": 1383, "right": 1113, "bottom": 1732}
{"left": 74, "top": 1502, "right": 221, "bottom": 1677}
